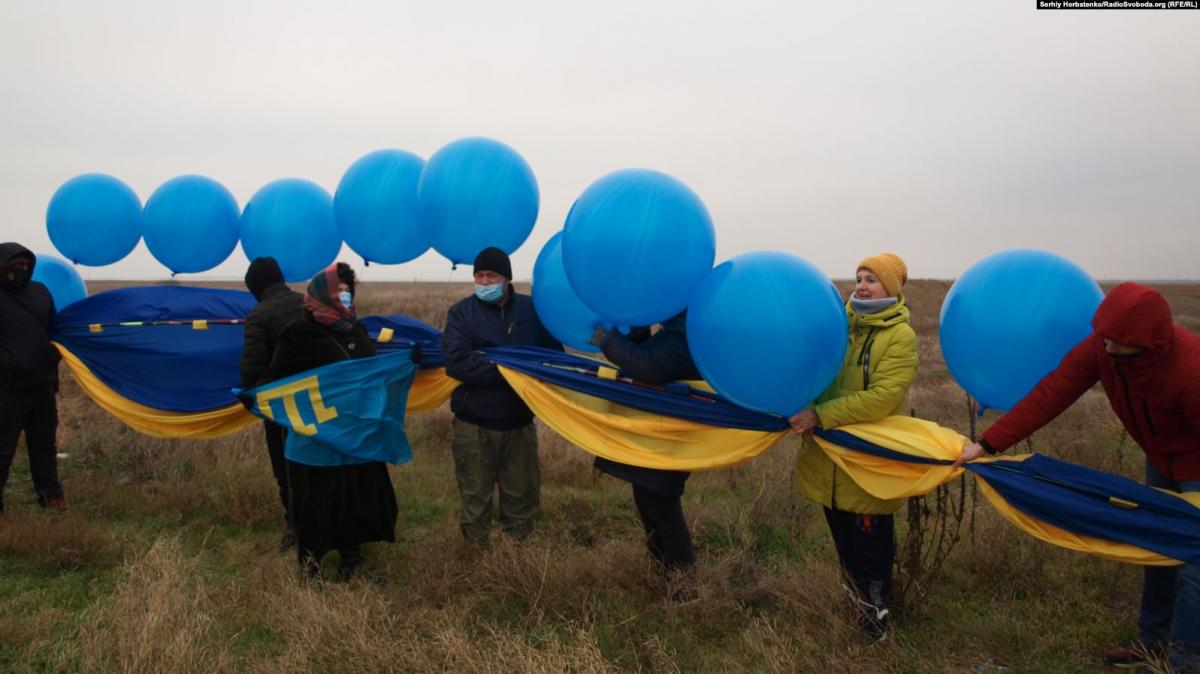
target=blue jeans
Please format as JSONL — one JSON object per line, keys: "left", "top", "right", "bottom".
{"left": 1137, "top": 460, "right": 1200, "bottom": 672}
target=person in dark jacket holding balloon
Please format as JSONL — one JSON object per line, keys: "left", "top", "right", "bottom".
{"left": 958, "top": 282, "right": 1200, "bottom": 671}
{"left": 590, "top": 311, "right": 702, "bottom": 604}
{"left": 0, "top": 243, "right": 66, "bottom": 514}
{"left": 241, "top": 256, "right": 305, "bottom": 552}
{"left": 262, "top": 262, "right": 397, "bottom": 581}
{"left": 442, "top": 247, "right": 562, "bottom": 543}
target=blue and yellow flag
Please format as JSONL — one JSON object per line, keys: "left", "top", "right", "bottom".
{"left": 237, "top": 350, "right": 418, "bottom": 467}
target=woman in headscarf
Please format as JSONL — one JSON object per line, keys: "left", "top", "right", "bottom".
{"left": 789, "top": 252, "right": 918, "bottom": 644}
{"left": 262, "top": 262, "right": 398, "bottom": 582}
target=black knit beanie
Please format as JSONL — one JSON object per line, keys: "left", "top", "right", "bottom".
{"left": 473, "top": 247, "right": 512, "bottom": 280}
{"left": 245, "top": 257, "right": 285, "bottom": 301}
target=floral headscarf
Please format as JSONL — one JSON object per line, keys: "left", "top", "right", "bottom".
{"left": 304, "top": 263, "right": 355, "bottom": 328}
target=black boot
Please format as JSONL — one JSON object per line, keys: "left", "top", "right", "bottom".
{"left": 857, "top": 579, "right": 890, "bottom": 645}
{"left": 298, "top": 548, "right": 322, "bottom": 584}
{"left": 337, "top": 547, "right": 363, "bottom": 582}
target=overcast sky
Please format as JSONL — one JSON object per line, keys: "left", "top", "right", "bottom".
{"left": 2, "top": 1, "right": 1197, "bottom": 283}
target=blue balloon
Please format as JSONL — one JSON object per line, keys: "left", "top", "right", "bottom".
{"left": 687, "top": 252, "right": 847, "bottom": 417}
{"left": 940, "top": 249, "right": 1103, "bottom": 412}
{"left": 562, "top": 169, "right": 715, "bottom": 327}
{"left": 533, "top": 232, "right": 602, "bottom": 353}
{"left": 417, "top": 137, "right": 539, "bottom": 266}
{"left": 240, "top": 179, "right": 341, "bottom": 283}
{"left": 335, "top": 149, "right": 429, "bottom": 265}
{"left": 46, "top": 173, "right": 142, "bottom": 266}
{"left": 143, "top": 175, "right": 240, "bottom": 274}
{"left": 31, "top": 253, "right": 87, "bottom": 309}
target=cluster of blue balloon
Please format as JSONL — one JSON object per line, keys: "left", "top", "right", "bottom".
{"left": 534, "top": 171, "right": 1105, "bottom": 420}
{"left": 44, "top": 146, "right": 1103, "bottom": 419}
{"left": 43, "top": 137, "right": 542, "bottom": 288}
{"left": 532, "top": 170, "right": 849, "bottom": 417}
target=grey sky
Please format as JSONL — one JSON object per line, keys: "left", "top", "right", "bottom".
{"left": 2, "top": 1, "right": 1197, "bottom": 283}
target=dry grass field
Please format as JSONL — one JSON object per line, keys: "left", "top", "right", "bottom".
{"left": 1, "top": 279, "right": 1197, "bottom": 673}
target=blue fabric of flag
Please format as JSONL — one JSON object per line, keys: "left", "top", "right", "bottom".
{"left": 53, "top": 286, "right": 255, "bottom": 412}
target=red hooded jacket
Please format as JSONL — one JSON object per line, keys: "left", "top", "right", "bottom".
{"left": 982, "top": 283, "right": 1200, "bottom": 481}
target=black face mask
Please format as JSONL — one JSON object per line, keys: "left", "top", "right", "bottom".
{"left": 3, "top": 267, "right": 31, "bottom": 289}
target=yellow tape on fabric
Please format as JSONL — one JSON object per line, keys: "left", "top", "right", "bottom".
{"left": 498, "top": 366, "right": 785, "bottom": 471}
{"left": 54, "top": 343, "right": 258, "bottom": 439}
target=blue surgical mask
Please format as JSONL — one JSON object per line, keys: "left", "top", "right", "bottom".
{"left": 338, "top": 291, "right": 353, "bottom": 310}
{"left": 475, "top": 282, "right": 504, "bottom": 304}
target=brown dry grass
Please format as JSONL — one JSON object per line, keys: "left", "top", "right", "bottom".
{"left": 1, "top": 279, "right": 1197, "bottom": 673}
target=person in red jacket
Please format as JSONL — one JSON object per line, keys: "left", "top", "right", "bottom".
{"left": 958, "top": 282, "right": 1200, "bottom": 672}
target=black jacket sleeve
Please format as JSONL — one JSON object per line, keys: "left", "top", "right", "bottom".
{"left": 599, "top": 331, "right": 663, "bottom": 382}
{"left": 0, "top": 301, "right": 12, "bottom": 376}
{"left": 240, "top": 307, "right": 272, "bottom": 388}
{"left": 540, "top": 322, "right": 564, "bottom": 352}
{"left": 599, "top": 326, "right": 697, "bottom": 386}
{"left": 442, "top": 303, "right": 504, "bottom": 385}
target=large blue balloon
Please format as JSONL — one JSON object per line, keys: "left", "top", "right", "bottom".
{"left": 562, "top": 169, "right": 715, "bottom": 327}
{"left": 687, "top": 252, "right": 847, "bottom": 417}
{"left": 533, "top": 232, "right": 602, "bottom": 353}
{"left": 335, "top": 149, "right": 428, "bottom": 265}
{"left": 46, "top": 173, "right": 142, "bottom": 266}
{"left": 143, "top": 175, "right": 240, "bottom": 274}
{"left": 240, "top": 179, "right": 340, "bottom": 283}
{"left": 417, "top": 137, "right": 539, "bottom": 266}
{"left": 31, "top": 253, "right": 87, "bottom": 309}
{"left": 940, "top": 249, "right": 1103, "bottom": 412}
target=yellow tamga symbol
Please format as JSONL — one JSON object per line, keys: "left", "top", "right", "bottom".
{"left": 255, "top": 375, "right": 338, "bottom": 436}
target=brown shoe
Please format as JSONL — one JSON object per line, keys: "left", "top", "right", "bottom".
{"left": 1104, "top": 642, "right": 1163, "bottom": 668}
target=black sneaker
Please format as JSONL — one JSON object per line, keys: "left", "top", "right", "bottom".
{"left": 860, "top": 610, "right": 889, "bottom": 646}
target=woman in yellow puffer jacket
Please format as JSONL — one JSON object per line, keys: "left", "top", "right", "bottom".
{"left": 789, "top": 252, "right": 918, "bottom": 644}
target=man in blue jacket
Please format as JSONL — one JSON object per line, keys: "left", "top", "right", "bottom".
{"left": 0, "top": 243, "right": 65, "bottom": 513}
{"left": 442, "top": 247, "right": 562, "bottom": 543}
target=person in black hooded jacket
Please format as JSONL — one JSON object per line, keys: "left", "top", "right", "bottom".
{"left": 0, "top": 242, "right": 65, "bottom": 513}
{"left": 590, "top": 312, "right": 700, "bottom": 603}
{"left": 442, "top": 247, "right": 562, "bottom": 543}
{"left": 241, "top": 257, "right": 304, "bottom": 550}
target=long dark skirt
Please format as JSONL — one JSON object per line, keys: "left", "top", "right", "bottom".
{"left": 286, "top": 459, "right": 398, "bottom": 557}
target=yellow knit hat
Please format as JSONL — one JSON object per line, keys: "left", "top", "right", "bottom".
{"left": 857, "top": 253, "right": 908, "bottom": 297}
